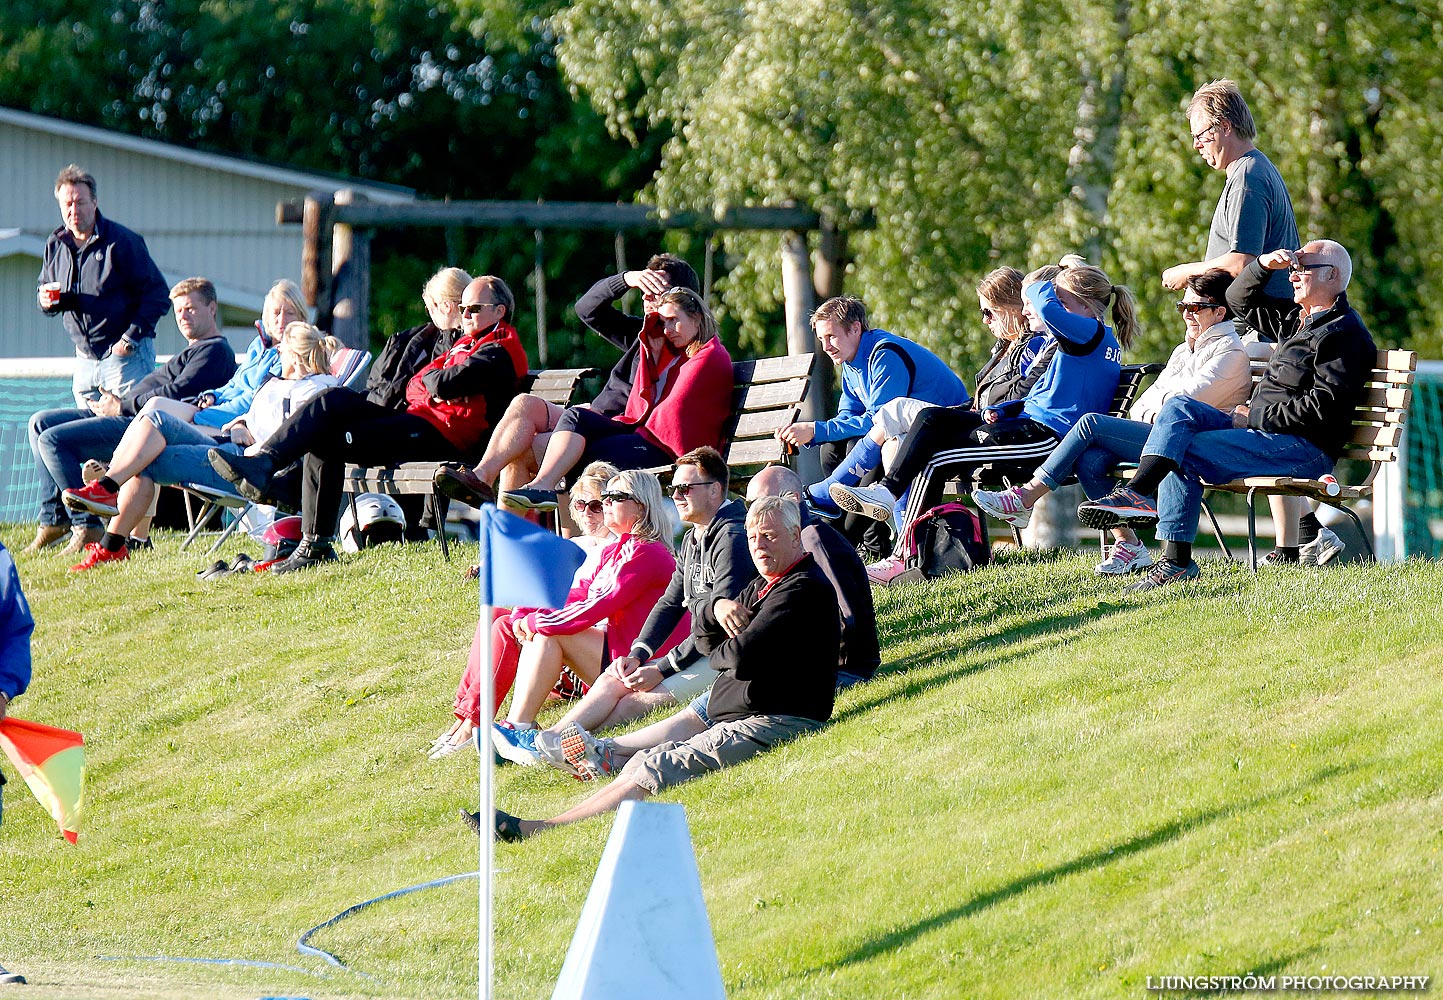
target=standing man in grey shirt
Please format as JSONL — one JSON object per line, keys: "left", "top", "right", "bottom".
{"left": 1161, "top": 79, "right": 1300, "bottom": 343}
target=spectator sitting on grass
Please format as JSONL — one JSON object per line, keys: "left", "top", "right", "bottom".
{"left": 433, "top": 254, "right": 701, "bottom": 507}
{"left": 477, "top": 495, "right": 839, "bottom": 840}
{"left": 1075, "top": 240, "right": 1375, "bottom": 591}
{"left": 498, "top": 288, "right": 734, "bottom": 513}
{"left": 508, "top": 447, "right": 752, "bottom": 773}
{"left": 428, "top": 461, "right": 620, "bottom": 759}
{"left": 973, "top": 267, "right": 1251, "bottom": 576}
{"left": 61, "top": 323, "right": 340, "bottom": 571}
{"left": 488, "top": 469, "right": 688, "bottom": 765}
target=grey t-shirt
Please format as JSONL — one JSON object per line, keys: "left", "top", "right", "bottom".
{"left": 1208, "top": 148, "right": 1299, "bottom": 304}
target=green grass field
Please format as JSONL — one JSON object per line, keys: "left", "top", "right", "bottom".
{"left": 2, "top": 526, "right": 1440, "bottom": 999}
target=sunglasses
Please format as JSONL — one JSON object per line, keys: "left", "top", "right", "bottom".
{"left": 460, "top": 302, "right": 501, "bottom": 316}
{"left": 601, "top": 491, "right": 635, "bottom": 504}
{"left": 571, "top": 499, "right": 604, "bottom": 515}
{"left": 1287, "top": 262, "right": 1333, "bottom": 276}
{"left": 1174, "top": 300, "right": 1224, "bottom": 314}
{"left": 666, "top": 480, "right": 718, "bottom": 499}
{"left": 980, "top": 307, "right": 995, "bottom": 322}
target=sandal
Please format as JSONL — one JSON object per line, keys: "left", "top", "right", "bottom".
{"left": 494, "top": 809, "right": 526, "bottom": 843}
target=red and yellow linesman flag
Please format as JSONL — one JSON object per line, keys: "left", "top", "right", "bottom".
{"left": 0, "top": 718, "right": 85, "bottom": 844}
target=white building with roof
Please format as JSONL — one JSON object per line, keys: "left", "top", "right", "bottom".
{"left": 0, "top": 106, "right": 413, "bottom": 359}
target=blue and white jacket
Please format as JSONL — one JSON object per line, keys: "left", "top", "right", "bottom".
{"left": 988, "top": 282, "right": 1121, "bottom": 438}
{"left": 195, "top": 324, "right": 283, "bottom": 428}
{"left": 814, "top": 328, "right": 969, "bottom": 444}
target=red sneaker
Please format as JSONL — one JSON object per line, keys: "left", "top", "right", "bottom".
{"left": 62, "top": 481, "right": 120, "bottom": 517}
{"left": 69, "top": 542, "right": 129, "bottom": 572}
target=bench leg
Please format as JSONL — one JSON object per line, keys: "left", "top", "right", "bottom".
{"left": 1200, "top": 496, "right": 1232, "bottom": 561}
{"left": 1327, "top": 501, "right": 1375, "bottom": 562}
{"left": 432, "top": 491, "right": 451, "bottom": 562}
{"left": 1246, "top": 488, "right": 1259, "bottom": 571}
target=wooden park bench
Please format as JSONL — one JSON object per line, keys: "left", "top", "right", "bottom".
{"left": 1203, "top": 348, "right": 1417, "bottom": 569}
{"left": 341, "top": 366, "right": 597, "bottom": 560}
{"left": 343, "top": 354, "right": 816, "bottom": 560}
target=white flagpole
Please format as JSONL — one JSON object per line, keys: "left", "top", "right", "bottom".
{"left": 478, "top": 507, "right": 495, "bottom": 1000}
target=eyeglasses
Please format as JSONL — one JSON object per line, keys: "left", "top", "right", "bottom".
{"left": 1191, "top": 122, "right": 1220, "bottom": 144}
{"left": 666, "top": 480, "right": 718, "bottom": 499}
{"left": 1174, "top": 300, "right": 1225, "bottom": 314}
{"left": 571, "top": 499, "right": 604, "bottom": 515}
{"left": 460, "top": 302, "right": 501, "bottom": 316}
{"left": 601, "top": 491, "right": 635, "bottom": 504}
{"left": 1287, "top": 262, "right": 1333, "bottom": 276}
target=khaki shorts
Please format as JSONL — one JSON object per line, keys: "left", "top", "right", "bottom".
{"left": 625, "top": 714, "right": 825, "bottom": 794}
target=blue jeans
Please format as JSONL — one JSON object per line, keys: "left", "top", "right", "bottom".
{"left": 141, "top": 409, "right": 225, "bottom": 448}
{"left": 28, "top": 409, "right": 131, "bottom": 528}
{"left": 1034, "top": 413, "right": 1154, "bottom": 499}
{"left": 72, "top": 341, "right": 156, "bottom": 406}
{"left": 1143, "top": 396, "right": 1330, "bottom": 543}
{"left": 141, "top": 442, "right": 242, "bottom": 493}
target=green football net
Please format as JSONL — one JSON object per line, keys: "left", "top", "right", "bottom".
{"left": 0, "top": 371, "right": 74, "bottom": 524}
{"left": 1405, "top": 365, "right": 1443, "bottom": 558}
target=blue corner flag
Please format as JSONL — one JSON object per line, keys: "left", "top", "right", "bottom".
{"left": 476, "top": 504, "right": 586, "bottom": 609}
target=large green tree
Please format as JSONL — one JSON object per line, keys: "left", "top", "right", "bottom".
{"left": 542, "top": 0, "right": 1443, "bottom": 370}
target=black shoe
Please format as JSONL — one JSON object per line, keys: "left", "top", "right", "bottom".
{"left": 270, "top": 536, "right": 338, "bottom": 574}
{"left": 499, "top": 488, "right": 559, "bottom": 512}
{"left": 434, "top": 465, "right": 496, "bottom": 508}
{"left": 460, "top": 808, "right": 482, "bottom": 834}
{"left": 127, "top": 536, "right": 154, "bottom": 552}
{"left": 208, "top": 449, "right": 277, "bottom": 504}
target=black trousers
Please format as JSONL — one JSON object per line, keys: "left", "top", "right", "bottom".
{"left": 881, "top": 407, "right": 1057, "bottom": 544}
{"left": 263, "top": 387, "right": 464, "bottom": 536}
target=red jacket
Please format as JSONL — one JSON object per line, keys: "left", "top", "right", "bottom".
{"left": 405, "top": 321, "right": 529, "bottom": 453}
{"left": 617, "top": 335, "right": 734, "bottom": 458}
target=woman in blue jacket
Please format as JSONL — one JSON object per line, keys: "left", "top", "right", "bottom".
{"left": 832, "top": 256, "right": 1138, "bottom": 583}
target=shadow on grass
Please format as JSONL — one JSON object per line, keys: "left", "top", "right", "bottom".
{"left": 1162, "top": 947, "right": 1320, "bottom": 999}
{"left": 833, "top": 600, "right": 1129, "bottom": 728}
{"left": 813, "top": 765, "right": 1352, "bottom": 972}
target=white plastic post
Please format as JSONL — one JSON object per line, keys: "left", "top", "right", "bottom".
{"left": 551, "top": 802, "right": 725, "bottom": 1000}
{"left": 478, "top": 520, "right": 495, "bottom": 1000}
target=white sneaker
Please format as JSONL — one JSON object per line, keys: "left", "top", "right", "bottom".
{"left": 1300, "top": 525, "right": 1345, "bottom": 566}
{"left": 1094, "top": 539, "right": 1155, "bottom": 575}
{"left": 972, "top": 487, "right": 1033, "bottom": 528}
{"left": 830, "top": 482, "right": 897, "bottom": 522}
{"left": 865, "top": 555, "right": 908, "bottom": 585}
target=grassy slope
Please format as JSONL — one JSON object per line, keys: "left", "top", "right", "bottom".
{"left": 1, "top": 526, "right": 1440, "bottom": 999}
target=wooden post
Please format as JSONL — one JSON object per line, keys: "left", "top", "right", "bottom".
{"left": 781, "top": 230, "right": 821, "bottom": 483}
{"left": 533, "top": 229, "right": 549, "bottom": 366}
{"left": 301, "top": 190, "right": 336, "bottom": 324}
{"left": 330, "top": 189, "right": 370, "bottom": 349}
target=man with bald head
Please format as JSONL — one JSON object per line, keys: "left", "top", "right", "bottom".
{"left": 748, "top": 464, "right": 879, "bottom": 685}
{"left": 1079, "top": 239, "right": 1376, "bottom": 589}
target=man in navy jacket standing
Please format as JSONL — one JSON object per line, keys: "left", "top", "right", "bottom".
{"left": 37, "top": 165, "right": 170, "bottom": 406}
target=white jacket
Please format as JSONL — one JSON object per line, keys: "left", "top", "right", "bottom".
{"left": 1131, "top": 320, "right": 1251, "bottom": 423}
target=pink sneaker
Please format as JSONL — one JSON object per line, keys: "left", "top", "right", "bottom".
{"left": 972, "top": 487, "right": 1032, "bottom": 528}
{"left": 865, "top": 555, "right": 908, "bottom": 585}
